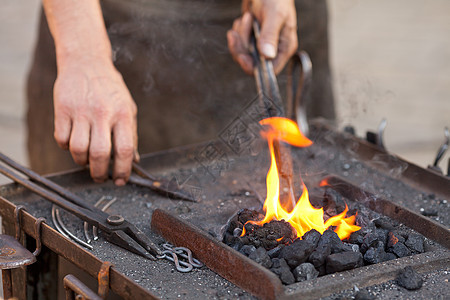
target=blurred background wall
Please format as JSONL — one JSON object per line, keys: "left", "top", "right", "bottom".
{"left": 0, "top": 0, "right": 449, "bottom": 185}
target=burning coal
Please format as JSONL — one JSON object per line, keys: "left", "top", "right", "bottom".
{"left": 223, "top": 117, "right": 428, "bottom": 285}
{"left": 244, "top": 117, "right": 360, "bottom": 240}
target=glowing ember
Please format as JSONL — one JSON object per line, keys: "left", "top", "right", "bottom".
{"left": 250, "top": 117, "right": 360, "bottom": 240}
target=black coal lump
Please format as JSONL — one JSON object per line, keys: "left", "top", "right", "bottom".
{"left": 396, "top": 266, "right": 423, "bottom": 290}
{"left": 279, "top": 239, "right": 315, "bottom": 269}
{"left": 322, "top": 230, "right": 346, "bottom": 254}
{"left": 270, "top": 258, "right": 295, "bottom": 285}
{"left": 239, "top": 244, "right": 257, "bottom": 256}
{"left": 389, "top": 242, "right": 411, "bottom": 258}
{"left": 267, "top": 244, "right": 284, "bottom": 258}
{"left": 348, "top": 230, "right": 364, "bottom": 245}
{"left": 375, "top": 228, "right": 388, "bottom": 246}
{"left": 293, "top": 262, "right": 319, "bottom": 282}
{"left": 405, "top": 234, "right": 425, "bottom": 253}
{"left": 363, "top": 244, "right": 387, "bottom": 265}
{"left": 326, "top": 251, "right": 363, "bottom": 274}
{"left": 308, "top": 231, "right": 335, "bottom": 268}
{"left": 302, "top": 229, "right": 321, "bottom": 248}
{"left": 373, "top": 216, "right": 396, "bottom": 230}
{"left": 384, "top": 252, "right": 397, "bottom": 261}
{"left": 360, "top": 232, "right": 379, "bottom": 253}
{"left": 248, "top": 247, "right": 272, "bottom": 269}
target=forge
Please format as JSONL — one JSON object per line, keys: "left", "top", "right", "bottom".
{"left": 0, "top": 119, "right": 449, "bottom": 299}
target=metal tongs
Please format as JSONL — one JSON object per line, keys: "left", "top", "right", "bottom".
{"left": 250, "top": 20, "right": 312, "bottom": 210}
{"left": 0, "top": 152, "right": 162, "bottom": 260}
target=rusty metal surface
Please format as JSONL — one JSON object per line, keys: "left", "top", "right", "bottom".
{"left": 0, "top": 234, "right": 36, "bottom": 269}
{"left": 151, "top": 206, "right": 449, "bottom": 299}
{"left": 309, "top": 120, "right": 450, "bottom": 199}
{"left": 64, "top": 274, "right": 102, "bottom": 300}
{"left": 325, "top": 175, "right": 450, "bottom": 249}
{"left": 151, "top": 209, "right": 283, "bottom": 300}
{"left": 2, "top": 269, "right": 13, "bottom": 299}
{"left": 283, "top": 250, "right": 450, "bottom": 299}
{"left": 0, "top": 196, "right": 159, "bottom": 300}
{"left": 0, "top": 119, "right": 449, "bottom": 299}
{"left": 97, "top": 261, "right": 113, "bottom": 299}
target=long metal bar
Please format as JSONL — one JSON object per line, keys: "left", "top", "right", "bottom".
{"left": 250, "top": 20, "right": 297, "bottom": 210}
{"left": 151, "top": 209, "right": 283, "bottom": 300}
{"left": 0, "top": 152, "right": 102, "bottom": 212}
{"left": 0, "top": 163, "right": 108, "bottom": 226}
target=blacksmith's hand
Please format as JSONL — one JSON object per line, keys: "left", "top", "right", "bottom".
{"left": 53, "top": 55, "right": 138, "bottom": 186}
{"left": 44, "top": 0, "right": 138, "bottom": 186}
{"left": 227, "top": 0, "right": 298, "bottom": 74}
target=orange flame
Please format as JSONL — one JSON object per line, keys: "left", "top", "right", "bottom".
{"left": 252, "top": 117, "right": 360, "bottom": 240}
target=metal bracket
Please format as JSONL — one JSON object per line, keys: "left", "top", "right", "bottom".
{"left": 64, "top": 274, "right": 102, "bottom": 300}
{"left": 428, "top": 127, "right": 449, "bottom": 175}
{"left": 366, "top": 119, "right": 387, "bottom": 150}
{"left": 97, "top": 261, "right": 113, "bottom": 299}
{"left": 14, "top": 205, "right": 26, "bottom": 241}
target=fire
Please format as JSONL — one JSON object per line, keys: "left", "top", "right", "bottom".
{"left": 252, "top": 117, "right": 360, "bottom": 240}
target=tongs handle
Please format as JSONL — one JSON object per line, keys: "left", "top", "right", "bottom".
{"left": 250, "top": 20, "right": 285, "bottom": 118}
{"left": 286, "top": 51, "right": 312, "bottom": 137}
{"left": 0, "top": 153, "right": 107, "bottom": 225}
{"left": 0, "top": 152, "right": 103, "bottom": 213}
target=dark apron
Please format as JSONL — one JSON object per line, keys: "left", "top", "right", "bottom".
{"left": 26, "top": 0, "right": 334, "bottom": 174}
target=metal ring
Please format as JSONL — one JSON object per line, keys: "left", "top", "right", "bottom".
{"left": 172, "top": 247, "right": 203, "bottom": 268}
{"left": 157, "top": 250, "right": 193, "bottom": 273}
{"left": 33, "top": 217, "right": 46, "bottom": 257}
{"left": 14, "top": 205, "right": 26, "bottom": 241}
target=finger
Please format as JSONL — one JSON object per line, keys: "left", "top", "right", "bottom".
{"left": 272, "top": 26, "right": 298, "bottom": 74}
{"left": 258, "top": 11, "right": 285, "bottom": 59}
{"left": 227, "top": 30, "right": 254, "bottom": 74}
{"left": 237, "top": 12, "right": 252, "bottom": 50}
{"left": 228, "top": 13, "right": 254, "bottom": 74}
{"left": 89, "top": 122, "right": 112, "bottom": 182}
{"left": 112, "top": 120, "right": 135, "bottom": 186}
{"left": 54, "top": 113, "right": 72, "bottom": 150}
{"left": 69, "top": 119, "right": 90, "bottom": 166}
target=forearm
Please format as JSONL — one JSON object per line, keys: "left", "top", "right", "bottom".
{"left": 43, "top": 0, "right": 112, "bottom": 69}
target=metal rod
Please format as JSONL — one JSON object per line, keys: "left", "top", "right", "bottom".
{"left": 0, "top": 162, "right": 107, "bottom": 226}
{"left": 52, "top": 205, "right": 93, "bottom": 250}
{"left": 0, "top": 152, "right": 100, "bottom": 212}
{"left": 64, "top": 274, "right": 102, "bottom": 300}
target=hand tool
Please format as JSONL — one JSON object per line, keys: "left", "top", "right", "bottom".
{"left": 0, "top": 152, "right": 162, "bottom": 260}
{"left": 249, "top": 20, "right": 297, "bottom": 210}
{"left": 130, "top": 162, "right": 197, "bottom": 202}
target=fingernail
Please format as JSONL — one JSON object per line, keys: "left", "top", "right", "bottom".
{"left": 243, "top": 12, "right": 251, "bottom": 22}
{"left": 261, "top": 43, "right": 276, "bottom": 59}
{"left": 115, "top": 178, "right": 126, "bottom": 186}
